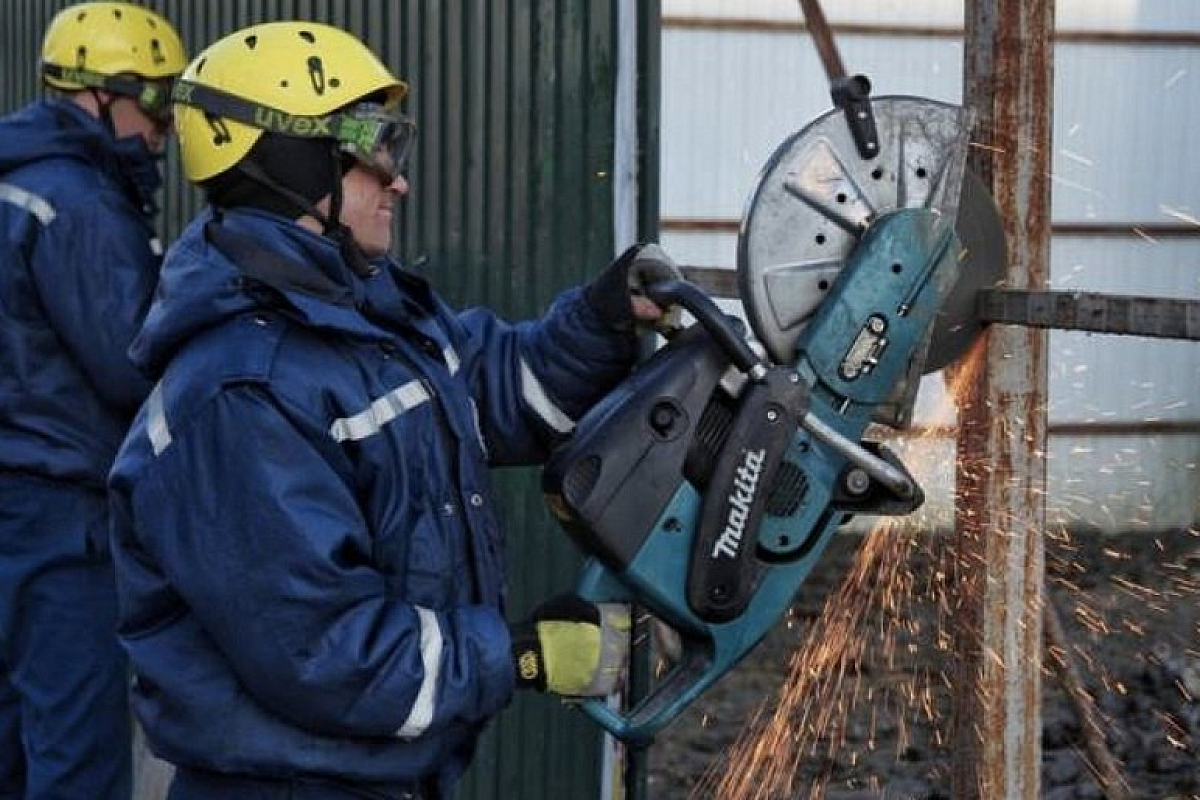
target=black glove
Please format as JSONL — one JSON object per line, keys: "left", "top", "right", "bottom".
{"left": 510, "top": 594, "right": 631, "bottom": 697}
{"left": 584, "top": 243, "right": 683, "bottom": 332}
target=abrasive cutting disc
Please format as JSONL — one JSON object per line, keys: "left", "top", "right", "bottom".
{"left": 737, "top": 96, "right": 1005, "bottom": 370}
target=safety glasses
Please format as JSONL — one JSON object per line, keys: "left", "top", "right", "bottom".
{"left": 172, "top": 79, "right": 417, "bottom": 180}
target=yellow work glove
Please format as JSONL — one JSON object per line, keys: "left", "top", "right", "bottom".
{"left": 510, "top": 594, "right": 631, "bottom": 697}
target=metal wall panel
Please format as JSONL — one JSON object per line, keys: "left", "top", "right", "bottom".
{"left": 2, "top": 1, "right": 651, "bottom": 798}
{"left": 660, "top": 27, "right": 964, "bottom": 224}
{"left": 1052, "top": 42, "right": 1200, "bottom": 223}
{"left": 1048, "top": 238, "right": 1199, "bottom": 424}
{"left": 657, "top": 1, "right": 1200, "bottom": 530}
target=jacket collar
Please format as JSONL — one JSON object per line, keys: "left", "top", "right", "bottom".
{"left": 50, "top": 99, "right": 163, "bottom": 214}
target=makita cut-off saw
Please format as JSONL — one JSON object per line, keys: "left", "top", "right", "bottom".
{"left": 543, "top": 94, "right": 1005, "bottom": 744}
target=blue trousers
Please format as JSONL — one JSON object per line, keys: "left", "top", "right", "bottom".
{"left": 0, "top": 474, "right": 131, "bottom": 800}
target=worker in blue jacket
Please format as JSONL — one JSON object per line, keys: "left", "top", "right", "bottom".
{"left": 0, "top": 4, "right": 186, "bottom": 799}
{"left": 108, "top": 21, "right": 673, "bottom": 800}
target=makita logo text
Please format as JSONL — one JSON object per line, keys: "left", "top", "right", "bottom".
{"left": 711, "top": 448, "right": 766, "bottom": 559}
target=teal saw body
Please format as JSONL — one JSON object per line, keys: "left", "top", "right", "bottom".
{"left": 541, "top": 96, "right": 1005, "bottom": 744}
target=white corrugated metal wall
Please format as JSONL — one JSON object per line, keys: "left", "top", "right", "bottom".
{"left": 659, "top": 0, "right": 1200, "bottom": 531}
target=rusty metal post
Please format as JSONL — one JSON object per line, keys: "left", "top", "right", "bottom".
{"left": 952, "top": 0, "right": 1055, "bottom": 797}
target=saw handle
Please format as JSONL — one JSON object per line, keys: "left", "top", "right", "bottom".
{"left": 643, "top": 279, "right": 766, "bottom": 379}
{"left": 573, "top": 558, "right": 716, "bottom": 744}
{"left": 578, "top": 647, "right": 713, "bottom": 745}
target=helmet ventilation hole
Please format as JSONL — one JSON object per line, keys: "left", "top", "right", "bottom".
{"left": 299, "top": 30, "right": 316, "bottom": 43}
{"left": 245, "top": 35, "right": 258, "bottom": 49}
{"left": 113, "top": 8, "right": 122, "bottom": 19}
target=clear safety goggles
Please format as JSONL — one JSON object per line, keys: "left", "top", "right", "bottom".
{"left": 172, "top": 79, "right": 417, "bottom": 180}
{"left": 127, "top": 77, "right": 176, "bottom": 124}
{"left": 334, "top": 102, "right": 417, "bottom": 183}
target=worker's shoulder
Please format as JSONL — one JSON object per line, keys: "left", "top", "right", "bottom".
{"left": 1, "top": 154, "right": 127, "bottom": 227}
{"left": 4, "top": 149, "right": 112, "bottom": 194}
{"left": 169, "top": 309, "right": 365, "bottom": 405}
{"left": 177, "top": 310, "right": 298, "bottom": 391}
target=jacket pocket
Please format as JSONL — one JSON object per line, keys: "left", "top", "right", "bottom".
{"left": 396, "top": 498, "right": 477, "bottom": 609}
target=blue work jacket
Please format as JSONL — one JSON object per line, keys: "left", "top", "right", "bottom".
{"left": 108, "top": 207, "right": 640, "bottom": 796}
{"left": 0, "top": 99, "right": 162, "bottom": 492}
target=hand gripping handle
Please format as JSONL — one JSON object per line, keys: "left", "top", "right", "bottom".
{"left": 644, "top": 279, "right": 767, "bottom": 380}
{"left": 573, "top": 559, "right": 717, "bottom": 744}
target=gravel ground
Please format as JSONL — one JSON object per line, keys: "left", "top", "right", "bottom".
{"left": 646, "top": 526, "right": 1200, "bottom": 800}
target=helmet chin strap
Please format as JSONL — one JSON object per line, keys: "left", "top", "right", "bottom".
{"left": 233, "top": 145, "right": 377, "bottom": 278}
{"left": 88, "top": 88, "right": 119, "bottom": 139}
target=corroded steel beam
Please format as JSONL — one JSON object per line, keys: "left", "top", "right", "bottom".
{"left": 953, "top": 0, "right": 1054, "bottom": 798}
{"left": 978, "top": 289, "right": 1200, "bottom": 340}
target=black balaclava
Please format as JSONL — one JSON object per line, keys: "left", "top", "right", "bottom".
{"left": 202, "top": 132, "right": 374, "bottom": 276}
{"left": 202, "top": 132, "right": 342, "bottom": 219}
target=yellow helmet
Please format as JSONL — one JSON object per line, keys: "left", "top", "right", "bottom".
{"left": 174, "top": 21, "right": 409, "bottom": 183}
{"left": 42, "top": 2, "right": 186, "bottom": 118}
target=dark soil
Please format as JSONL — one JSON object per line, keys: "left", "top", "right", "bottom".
{"left": 646, "top": 526, "right": 1200, "bottom": 800}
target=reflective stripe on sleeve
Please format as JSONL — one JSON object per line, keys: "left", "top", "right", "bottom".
{"left": 468, "top": 398, "right": 490, "bottom": 460}
{"left": 0, "top": 182, "right": 56, "bottom": 226}
{"left": 329, "top": 381, "right": 431, "bottom": 443}
{"left": 147, "top": 382, "right": 173, "bottom": 456}
{"left": 395, "top": 606, "right": 443, "bottom": 739}
{"left": 442, "top": 345, "right": 461, "bottom": 375}
{"left": 519, "top": 359, "right": 574, "bottom": 434}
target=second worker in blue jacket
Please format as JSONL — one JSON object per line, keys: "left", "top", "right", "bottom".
{"left": 109, "top": 20, "right": 675, "bottom": 800}
{"left": 0, "top": 4, "right": 187, "bottom": 798}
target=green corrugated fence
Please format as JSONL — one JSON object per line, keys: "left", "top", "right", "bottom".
{"left": 1, "top": 1, "right": 661, "bottom": 798}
